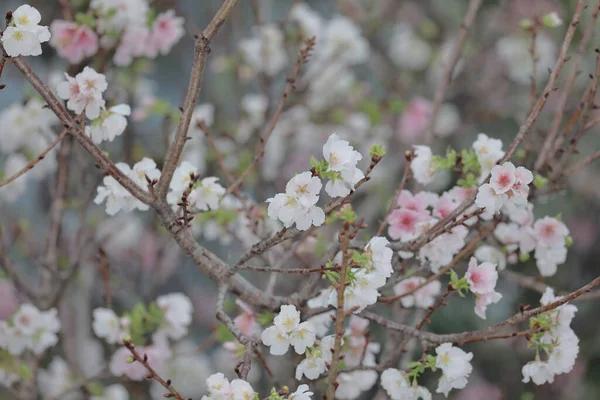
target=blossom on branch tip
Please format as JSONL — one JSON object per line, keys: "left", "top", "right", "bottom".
{"left": 261, "top": 305, "right": 315, "bottom": 355}
{"left": 1, "top": 5, "right": 50, "bottom": 57}
{"left": 50, "top": 20, "right": 98, "bottom": 64}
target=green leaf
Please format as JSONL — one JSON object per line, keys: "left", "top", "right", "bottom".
{"left": 75, "top": 12, "right": 97, "bottom": 28}
{"left": 359, "top": 99, "right": 382, "bottom": 125}
{"left": 215, "top": 324, "right": 236, "bottom": 343}
{"left": 369, "top": 143, "right": 386, "bottom": 158}
{"left": 565, "top": 236, "right": 573, "bottom": 247}
{"left": 257, "top": 312, "right": 274, "bottom": 326}
{"left": 146, "top": 7, "right": 158, "bottom": 27}
{"left": 533, "top": 175, "right": 548, "bottom": 189}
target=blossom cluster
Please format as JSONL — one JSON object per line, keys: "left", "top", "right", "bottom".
{"left": 1, "top": 5, "right": 50, "bottom": 57}
{"left": 91, "top": 293, "right": 193, "bottom": 381}
{"left": 0, "top": 304, "right": 61, "bottom": 388}
{"left": 0, "top": 304, "right": 60, "bottom": 356}
{"left": 381, "top": 342, "right": 473, "bottom": 399}
{"left": 0, "top": 98, "right": 59, "bottom": 203}
{"left": 94, "top": 157, "right": 160, "bottom": 215}
{"left": 266, "top": 133, "right": 364, "bottom": 230}
{"left": 202, "top": 373, "right": 256, "bottom": 400}
{"left": 464, "top": 257, "right": 502, "bottom": 319}
{"left": 261, "top": 305, "right": 316, "bottom": 355}
{"left": 295, "top": 317, "right": 379, "bottom": 399}
{"left": 167, "top": 161, "right": 226, "bottom": 210}
{"left": 387, "top": 187, "right": 470, "bottom": 272}
{"left": 522, "top": 288, "right": 579, "bottom": 385}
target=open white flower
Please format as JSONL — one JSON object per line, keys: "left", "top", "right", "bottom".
{"left": 92, "top": 308, "right": 128, "bottom": 344}
{"left": 156, "top": 293, "right": 193, "bottom": 340}
{"left": 2, "top": 5, "right": 50, "bottom": 57}
{"left": 435, "top": 343, "right": 473, "bottom": 397}
{"left": 86, "top": 104, "right": 131, "bottom": 144}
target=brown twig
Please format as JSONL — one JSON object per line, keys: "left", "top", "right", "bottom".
{"left": 223, "top": 37, "right": 316, "bottom": 197}
{"left": 0, "top": 129, "right": 69, "bottom": 188}
{"left": 326, "top": 223, "right": 352, "bottom": 400}
{"left": 375, "top": 156, "right": 411, "bottom": 236}
{"left": 535, "top": 1, "right": 600, "bottom": 171}
{"left": 123, "top": 339, "right": 187, "bottom": 400}
{"left": 381, "top": 222, "right": 495, "bottom": 303}
{"left": 156, "top": 0, "right": 240, "bottom": 198}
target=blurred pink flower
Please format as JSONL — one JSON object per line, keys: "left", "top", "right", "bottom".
{"left": 50, "top": 21, "right": 99, "bottom": 64}
{"left": 109, "top": 337, "right": 171, "bottom": 380}
{"left": 567, "top": 218, "right": 597, "bottom": 251}
{"left": 150, "top": 10, "right": 185, "bottom": 55}
{"left": 397, "top": 97, "right": 432, "bottom": 142}
{"left": 0, "top": 280, "right": 19, "bottom": 320}
{"left": 233, "top": 299, "right": 259, "bottom": 336}
{"left": 453, "top": 380, "right": 502, "bottom": 400}
{"left": 114, "top": 25, "right": 153, "bottom": 67}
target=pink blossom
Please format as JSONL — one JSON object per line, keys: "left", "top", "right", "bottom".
{"left": 0, "top": 280, "right": 19, "bottom": 320}
{"left": 489, "top": 162, "right": 516, "bottom": 194}
{"left": 109, "top": 338, "right": 171, "bottom": 380}
{"left": 394, "top": 277, "right": 441, "bottom": 308}
{"left": 396, "top": 190, "right": 437, "bottom": 216}
{"left": 397, "top": 97, "right": 432, "bottom": 142}
{"left": 233, "top": 299, "right": 259, "bottom": 336}
{"left": 388, "top": 208, "right": 428, "bottom": 242}
{"left": 474, "top": 291, "right": 502, "bottom": 319}
{"left": 534, "top": 217, "right": 569, "bottom": 248}
{"left": 50, "top": 20, "right": 99, "bottom": 64}
{"left": 465, "top": 257, "right": 498, "bottom": 294}
{"left": 149, "top": 10, "right": 185, "bottom": 55}
{"left": 114, "top": 25, "right": 153, "bottom": 67}
{"left": 433, "top": 192, "right": 457, "bottom": 219}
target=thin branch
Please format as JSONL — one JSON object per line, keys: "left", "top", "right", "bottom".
{"left": 564, "top": 151, "right": 600, "bottom": 174}
{"left": 0, "top": 129, "right": 69, "bottom": 188}
{"left": 156, "top": 0, "right": 240, "bottom": 198}
{"left": 326, "top": 223, "right": 352, "bottom": 400}
{"left": 123, "top": 339, "right": 187, "bottom": 400}
{"left": 535, "top": 1, "right": 600, "bottom": 171}
{"left": 403, "top": 1, "right": 583, "bottom": 252}
{"left": 375, "top": 156, "right": 411, "bottom": 237}
{"left": 223, "top": 37, "right": 316, "bottom": 197}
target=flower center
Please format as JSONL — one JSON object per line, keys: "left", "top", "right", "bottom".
{"left": 17, "top": 16, "right": 29, "bottom": 25}
{"left": 12, "top": 31, "right": 24, "bottom": 41}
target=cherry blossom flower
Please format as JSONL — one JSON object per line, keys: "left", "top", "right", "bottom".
{"left": 411, "top": 145, "right": 435, "bottom": 185}
{"left": 239, "top": 24, "right": 287, "bottom": 76}
{"left": 90, "top": 384, "right": 130, "bottom": 400}
{"left": 57, "top": 67, "right": 107, "bottom": 119}
{"left": 289, "top": 384, "right": 314, "bottom": 400}
{"left": 388, "top": 23, "right": 432, "bottom": 71}
{"left": 522, "top": 361, "right": 555, "bottom": 385}
{"left": 149, "top": 10, "right": 184, "bottom": 55}
{"left": 289, "top": 3, "right": 323, "bottom": 38}
{"left": 474, "top": 245, "right": 506, "bottom": 270}
{"left": 465, "top": 257, "right": 498, "bottom": 294}
{"left": 388, "top": 209, "right": 429, "bottom": 242}
{"left": 167, "top": 161, "right": 198, "bottom": 205}
{"left": 472, "top": 133, "right": 504, "bottom": 180}
{"left": 189, "top": 177, "right": 225, "bottom": 211}
{"left": 266, "top": 172, "right": 325, "bottom": 231}
{"left": 202, "top": 373, "right": 256, "bottom": 399}
{"left": 110, "top": 338, "right": 171, "bottom": 381}
{"left": 394, "top": 277, "right": 442, "bottom": 309}
{"left": 322, "top": 133, "right": 364, "bottom": 197}
{"left": 2, "top": 304, "right": 60, "bottom": 356}
{"left": 397, "top": 97, "right": 432, "bottom": 141}
{"left": 94, "top": 164, "right": 140, "bottom": 215}
{"left": 397, "top": 190, "right": 438, "bottom": 216}
{"left": 92, "top": 308, "right": 129, "bottom": 344}
{"left": 364, "top": 236, "right": 393, "bottom": 277}
{"left": 86, "top": 104, "right": 131, "bottom": 144}
{"left": 50, "top": 20, "right": 98, "bottom": 63}
{"left": 295, "top": 335, "right": 336, "bottom": 380}
{"left": 261, "top": 305, "right": 315, "bottom": 355}
{"left": 156, "top": 293, "right": 193, "bottom": 340}
{"left": 37, "top": 358, "right": 75, "bottom": 398}
{"left": 313, "top": 16, "right": 369, "bottom": 67}
{"left": 435, "top": 343, "right": 473, "bottom": 397}
{"left": 381, "top": 368, "right": 432, "bottom": 400}
{"left": 2, "top": 5, "right": 50, "bottom": 57}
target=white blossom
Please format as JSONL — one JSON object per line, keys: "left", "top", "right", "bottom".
{"left": 156, "top": 293, "right": 193, "bottom": 340}
{"left": 2, "top": 5, "right": 50, "bottom": 57}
